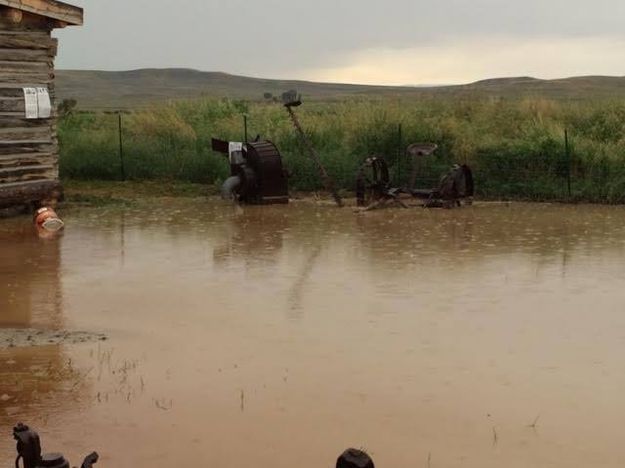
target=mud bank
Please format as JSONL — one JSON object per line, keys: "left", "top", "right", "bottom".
{"left": 0, "top": 329, "right": 106, "bottom": 349}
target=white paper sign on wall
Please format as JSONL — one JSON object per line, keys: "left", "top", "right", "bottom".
{"left": 23, "top": 87, "right": 52, "bottom": 119}
{"left": 36, "top": 87, "right": 51, "bottom": 119}
{"left": 23, "top": 87, "right": 38, "bottom": 119}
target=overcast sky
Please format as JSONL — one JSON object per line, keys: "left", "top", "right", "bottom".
{"left": 55, "top": 0, "right": 625, "bottom": 85}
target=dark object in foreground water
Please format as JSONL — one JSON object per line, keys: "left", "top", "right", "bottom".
{"left": 39, "top": 453, "right": 70, "bottom": 468}
{"left": 80, "top": 452, "right": 99, "bottom": 468}
{"left": 13, "top": 423, "right": 98, "bottom": 468}
{"left": 336, "top": 448, "right": 375, "bottom": 468}
{"left": 13, "top": 423, "right": 42, "bottom": 468}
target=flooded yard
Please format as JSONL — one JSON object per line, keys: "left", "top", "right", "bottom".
{"left": 2, "top": 200, "right": 625, "bottom": 467}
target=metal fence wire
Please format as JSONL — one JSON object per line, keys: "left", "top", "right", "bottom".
{"left": 58, "top": 111, "right": 625, "bottom": 203}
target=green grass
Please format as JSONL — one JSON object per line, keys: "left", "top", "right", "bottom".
{"left": 58, "top": 96, "right": 625, "bottom": 203}
{"left": 63, "top": 180, "right": 213, "bottom": 206}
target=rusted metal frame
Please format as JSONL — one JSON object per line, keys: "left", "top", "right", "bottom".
{"left": 356, "top": 156, "right": 407, "bottom": 209}
{"left": 284, "top": 102, "right": 344, "bottom": 207}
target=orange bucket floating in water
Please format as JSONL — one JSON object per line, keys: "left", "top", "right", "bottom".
{"left": 34, "top": 207, "right": 65, "bottom": 232}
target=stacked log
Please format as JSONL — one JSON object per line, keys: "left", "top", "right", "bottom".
{"left": 0, "top": 10, "right": 60, "bottom": 209}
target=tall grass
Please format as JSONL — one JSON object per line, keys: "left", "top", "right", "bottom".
{"left": 58, "top": 97, "right": 625, "bottom": 202}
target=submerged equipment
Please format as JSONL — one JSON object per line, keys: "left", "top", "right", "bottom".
{"left": 336, "top": 448, "right": 375, "bottom": 468}
{"left": 13, "top": 423, "right": 98, "bottom": 468}
{"left": 355, "top": 143, "right": 474, "bottom": 209}
{"left": 212, "top": 138, "right": 289, "bottom": 205}
{"left": 11, "top": 423, "right": 373, "bottom": 467}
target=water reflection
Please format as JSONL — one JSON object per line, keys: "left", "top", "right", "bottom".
{"left": 0, "top": 218, "right": 79, "bottom": 453}
{"left": 287, "top": 244, "right": 323, "bottom": 318}
{"left": 213, "top": 205, "right": 289, "bottom": 267}
{"left": 352, "top": 204, "right": 625, "bottom": 272}
{"left": 0, "top": 222, "right": 63, "bottom": 329}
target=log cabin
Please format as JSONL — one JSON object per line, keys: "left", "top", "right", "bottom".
{"left": 0, "top": 0, "right": 82, "bottom": 214}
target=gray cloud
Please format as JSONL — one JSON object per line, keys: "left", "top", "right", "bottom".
{"left": 55, "top": 0, "right": 625, "bottom": 83}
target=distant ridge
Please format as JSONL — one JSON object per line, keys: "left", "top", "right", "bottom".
{"left": 471, "top": 76, "right": 542, "bottom": 86}
{"left": 55, "top": 69, "right": 625, "bottom": 110}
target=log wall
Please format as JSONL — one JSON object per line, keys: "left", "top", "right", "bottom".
{"left": 0, "top": 10, "right": 60, "bottom": 209}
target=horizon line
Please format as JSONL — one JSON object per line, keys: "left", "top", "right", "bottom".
{"left": 55, "top": 67, "right": 625, "bottom": 89}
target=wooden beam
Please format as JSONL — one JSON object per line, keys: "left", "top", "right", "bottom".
{"left": 0, "top": 33, "right": 57, "bottom": 53}
{"left": 0, "top": 48, "right": 54, "bottom": 61}
{"left": 0, "top": 60, "right": 51, "bottom": 72}
{"left": 0, "top": 179, "right": 61, "bottom": 208}
{"left": 0, "top": 116, "right": 53, "bottom": 128}
{"left": 0, "top": 127, "right": 53, "bottom": 141}
{"left": 0, "top": 141, "right": 56, "bottom": 156}
{"left": 0, "top": 163, "right": 54, "bottom": 175}
{"left": 0, "top": 6, "right": 23, "bottom": 23}
{"left": 0, "top": 71, "right": 54, "bottom": 85}
{"left": 0, "top": 0, "right": 82, "bottom": 26}
{"left": 0, "top": 111, "right": 32, "bottom": 117}
{"left": 0, "top": 151, "right": 55, "bottom": 162}
{"left": 0, "top": 139, "right": 53, "bottom": 145}
{"left": 0, "top": 155, "right": 55, "bottom": 170}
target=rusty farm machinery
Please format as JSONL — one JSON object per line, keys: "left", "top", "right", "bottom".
{"left": 211, "top": 97, "right": 474, "bottom": 210}
{"left": 211, "top": 137, "right": 289, "bottom": 205}
{"left": 10, "top": 421, "right": 375, "bottom": 468}
{"left": 210, "top": 95, "right": 343, "bottom": 207}
{"left": 355, "top": 143, "right": 474, "bottom": 210}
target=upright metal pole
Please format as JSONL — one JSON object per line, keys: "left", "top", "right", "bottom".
{"left": 565, "top": 129, "right": 571, "bottom": 198}
{"left": 284, "top": 104, "right": 343, "bottom": 207}
{"left": 243, "top": 115, "right": 248, "bottom": 143}
{"left": 396, "top": 123, "right": 402, "bottom": 185}
{"left": 118, "top": 112, "right": 125, "bottom": 181}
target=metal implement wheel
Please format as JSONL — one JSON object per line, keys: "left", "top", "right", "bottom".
{"left": 355, "top": 156, "right": 390, "bottom": 207}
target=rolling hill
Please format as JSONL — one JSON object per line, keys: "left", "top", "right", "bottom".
{"left": 55, "top": 69, "right": 625, "bottom": 110}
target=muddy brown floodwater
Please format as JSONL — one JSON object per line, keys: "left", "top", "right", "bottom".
{"left": 2, "top": 200, "right": 625, "bottom": 467}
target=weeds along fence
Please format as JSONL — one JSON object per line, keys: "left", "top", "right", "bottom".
{"left": 58, "top": 98, "right": 625, "bottom": 202}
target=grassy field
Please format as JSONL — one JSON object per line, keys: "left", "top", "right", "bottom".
{"left": 58, "top": 96, "right": 625, "bottom": 203}
{"left": 57, "top": 69, "right": 625, "bottom": 110}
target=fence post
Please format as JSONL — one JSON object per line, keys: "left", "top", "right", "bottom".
{"left": 118, "top": 111, "right": 126, "bottom": 181}
{"left": 565, "top": 128, "right": 571, "bottom": 199}
{"left": 396, "top": 123, "right": 402, "bottom": 184}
